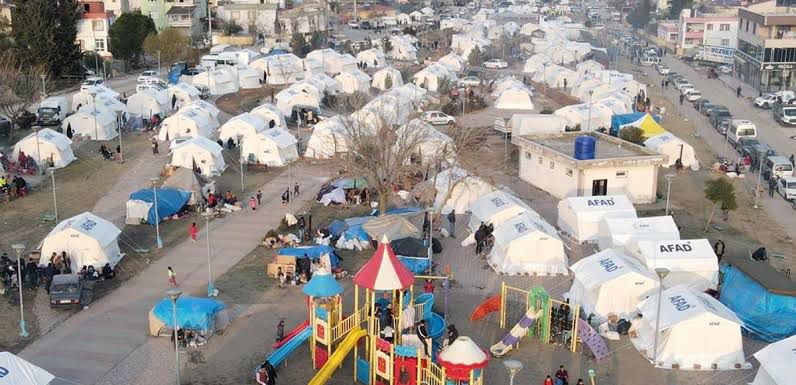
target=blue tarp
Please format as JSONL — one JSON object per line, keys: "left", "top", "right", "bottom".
{"left": 152, "top": 296, "right": 225, "bottom": 334}
{"left": 129, "top": 188, "right": 191, "bottom": 225}
{"left": 343, "top": 225, "right": 370, "bottom": 242}
{"left": 398, "top": 256, "right": 431, "bottom": 274}
{"left": 344, "top": 216, "right": 372, "bottom": 227}
{"left": 719, "top": 264, "right": 796, "bottom": 342}
{"left": 384, "top": 207, "right": 422, "bottom": 216}
{"left": 328, "top": 220, "right": 346, "bottom": 237}
{"left": 277, "top": 245, "right": 341, "bottom": 267}
{"left": 609, "top": 112, "right": 663, "bottom": 136}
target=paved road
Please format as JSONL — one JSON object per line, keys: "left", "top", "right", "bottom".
{"left": 649, "top": 56, "right": 796, "bottom": 246}
{"left": 19, "top": 164, "right": 331, "bottom": 385}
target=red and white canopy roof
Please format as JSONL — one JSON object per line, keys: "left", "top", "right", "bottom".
{"left": 438, "top": 336, "right": 489, "bottom": 380}
{"left": 353, "top": 235, "right": 415, "bottom": 290}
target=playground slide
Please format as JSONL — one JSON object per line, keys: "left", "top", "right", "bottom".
{"left": 273, "top": 320, "right": 310, "bottom": 349}
{"left": 470, "top": 295, "right": 501, "bottom": 321}
{"left": 489, "top": 308, "right": 543, "bottom": 357}
{"left": 267, "top": 326, "right": 312, "bottom": 367}
{"left": 307, "top": 327, "right": 368, "bottom": 385}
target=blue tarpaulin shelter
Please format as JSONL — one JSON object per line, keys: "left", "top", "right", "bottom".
{"left": 609, "top": 113, "right": 662, "bottom": 136}
{"left": 343, "top": 225, "right": 370, "bottom": 242}
{"left": 303, "top": 270, "right": 344, "bottom": 297}
{"left": 278, "top": 245, "right": 341, "bottom": 267}
{"left": 719, "top": 258, "right": 796, "bottom": 342}
{"left": 129, "top": 188, "right": 191, "bottom": 225}
{"left": 151, "top": 296, "right": 225, "bottom": 334}
{"left": 328, "top": 220, "right": 346, "bottom": 236}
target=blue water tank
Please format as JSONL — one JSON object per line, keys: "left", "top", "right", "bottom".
{"left": 574, "top": 135, "right": 596, "bottom": 160}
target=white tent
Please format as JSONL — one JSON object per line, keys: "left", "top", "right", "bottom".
{"left": 250, "top": 103, "right": 287, "bottom": 129}
{"left": 307, "top": 73, "right": 341, "bottom": 95}
{"left": 567, "top": 248, "right": 658, "bottom": 320}
{"left": 533, "top": 64, "right": 577, "bottom": 89}
{"left": 495, "top": 88, "right": 535, "bottom": 110}
{"left": 576, "top": 60, "right": 605, "bottom": 75}
{"left": 432, "top": 167, "right": 494, "bottom": 214}
{"left": 488, "top": 212, "right": 568, "bottom": 276}
{"left": 413, "top": 63, "right": 458, "bottom": 93}
{"left": 467, "top": 190, "right": 532, "bottom": 232}
{"left": 12, "top": 128, "right": 76, "bottom": 169}
{"left": 598, "top": 216, "right": 680, "bottom": 250}
{"left": 218, "top": 112, "right": 265, "bottom": 144}
{"left": 168, "top": 83, "right": 201, "bottom": 107}
{"left": 275, "top": 87, "right": 320, "bottom": 117}
{"left": 631, "top": 285, "right": 749, "bottom": 370}
{"left": 507, "top": 114, "right": 568, "bottom": 135}
{"left": 335, "top": 69, "right": 371, "bottom": 94}
{"left": 251, "top": 53, "right": 305, "bottom": 85}
{"left": 522, "top": 54, "right": 553, "bottom": 75}
{"left": 438, "top": 53, "right": 465, "bottom": 73}
{"left": 71, "top": 87, "right": 118, "bottom": 112}
{"left": 237, "top": 67, "right": 262, "bottom": 89}
{"left": 372, "top": 67, "right": 404, "bottom": 91}
{"left": 557, "top": 195, "right": 637, "bottom": 243}
{"left": 305, "top": 116, "right": 349, "bottom": 159}
{"left": 290, "top": 80, "right": 324, "bottom": 101}
{"left": 61, "top": 110, "right": 117, "bottom": 140}
{"left": 170, "top": 136, "right": 227, "bottom": 177}
{"left": 158, "top": 109, "right": 216, "bottom": 141}
{"left": 41, "top": 212, "right": 122, "bottom": 270}
{"left": 182, "top": 99, "right": 220, "bottom": 119}
{"left": 750, "top": 334, "right": 796, "bottom": 385}
{"left": 644, "top": 132, "right": 698, "bottom": 170}
{"left": 398, "top": 119, "right": 453, "bottom": 165}
{"left": 356, "top": 48, "right": 387, "bottom": 68}
{"left": 570, "top": 78, "right": 606, "bottom": 101}
{"left": 0, "top": 351, "right": 55, "bottom": 385}
{"left": 193, "top": 67, "right": 239, "bottom": 95}
{"left": 306, "top": 49, "right": 358, "bottom": 75}
{"left": 629, "top": 239, "right": 719, "bottom": 292}
{"left": 126, "top": 91, "right": 165, "bottom": 117}
{"left": 553, "top": 103, "right": 613, "bottom": 131}
{"left": 240, "top": 128, "right": 298, "bottom": 167}
{"left": 384, "top": 35, "right": 418, "bottom": 61}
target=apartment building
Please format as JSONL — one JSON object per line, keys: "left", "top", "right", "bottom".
{"left": 76, "top": 1, "right": 116, "bottom": 58}
{"left": 736, "top": 0, "right": 796, "bottom": 91}
{"left": 217, "top": 0, "right": 279, "bottom": 37}
{"left": 677, "top": 9, "right": 739, "bottom": 50}
{"left": 141, "top": 0, "right": 207, "bottom": 37}
{"left": 657, "top": 21, "right": 679, "bottom": 44}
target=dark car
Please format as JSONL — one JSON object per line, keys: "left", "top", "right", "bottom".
{"left": 0, "top": 115, "right": 10, "bottom": 134}
{"left": 49, "top": 274, "right": 83, "bottom": 308}
{"left": 694, "top": 98, "right": 710, "bottom": 111}
{"left": 740, "top": 141, "right": 777, "bottom": 168}
{"left": 710, "top": 109, "right": 732, "bottom": 127}
{"left": 715, "top": 117, "right": 731, "bottom": 135}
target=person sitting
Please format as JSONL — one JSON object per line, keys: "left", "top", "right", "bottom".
{"left": 226, "top": 137, "right": 235, "bottom": 149}
{"left": 207, "top": 192, "right": 217, "bottom": 208}
{"left": 86, "top": 265, "right": 98, "bottom": 280}
{"left": 13, "top": 176, "right": 27, "bottom": 196}
{"left": 102, "top": 263, "right": 115, "bottom": 279}
{"left": 79, "top": 265, "right": 88, "bottom": 277}
{"left": 18, "top": 151, "right": 28, "bottom": 169}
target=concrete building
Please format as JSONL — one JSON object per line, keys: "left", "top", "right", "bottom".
{"left": 0, "top": 0, "right": 14, "bottom": 32}
{"left": 512, "top": 132, "right": 667, "bottom": 204}
{"left": 217, "top": 0, "right": 279, "bottom": 37}
{"left": 677, "top": 9, "right": 739, "bottom": 49}
{"left": 76, "top": 1, "right": 116, "bottom": 58}
{"left": 735, "top": 0, "right": 796, "bottom": 92}
{"left": 140, "top": 0, "right": 207, "bottom": 36}
{"left": 276, "top": 2, "right": 328, "bottom": 36}
{"left": 101, "top": 0, "right": 130, "bottom": 15}
{"left": 656, "top": 0, "right": 673, "bottom": 12}
{"left": 657, "top": 21, "right": 679, "bottom": 44}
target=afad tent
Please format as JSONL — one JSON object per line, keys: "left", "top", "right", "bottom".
{"left": 41, "top": 212, "right": 122, "bottom": 271}
{"left": 126, "top": 91, "right": 166, "bottom": 117}
{"left": 556, "top": 195, "right": 637, "bottom": 243}
{"left": 631, "top": 285, "right": 749, "bottom": 370}
{"left": 158, "top": 108, "right": 216, "bottom": 141}
{"left": 488, "top": 212, "right": 568, "bottom": 276}
{"left": 567, "top": 248, "right": 658, "bottom": 320}
{"left": 182, "top": 99, "right": 221, "bottom": 120}
{"left": 644, "top": 132, "right": 698, "bottom": 170}
{"left": 495, "top": 88, "right": 535, "bottom": 110}
{"left": 170, "top": 136, "right": 227, "bottom": 177}
{"left": 506, "top": 114, "right": 568, "bottom": 135}
{"left": 553, "top": 103, "right": 613, "bottom": 131}
{"left": 250, "top": 103, "right": 287, "bottom": 129}
{"left": 522, "top": 54, "right": 552, "bottom": 75}
{"left": 305, "top": 116, "right": 349, "bottom": 159}
{"left": 193, "top": 67, "right": 239, "bottom": 95}
{"left": 250, "top": 53, "right": 304, "bottom": 85}
{"left": 162, "top": 167, "right": 215, "bottom": 206}
{"left": 335, "top": 69, "right": 372, "bottom": 94}
{"left": 356, "top": 48, "right": 387, "bottom": 68}
{"left": 397, "top": 119, "right": 453, "bottom": 165}
{"left": 597, "top": 216, "right": 680, "bottom": 251}
{"left": 629, "top": 239, "right": 719, "bottom": 292}
{"left": 413, "top": 63, "right": 458, "bottom": 93}
{"left": 618, "top": 113, "right": 666, "bottom": 139}
{"left": 372, "top": 67, "right": 404, "bottom": 91}
{"left": 12, "top": 128, "right": 76, "bottom": 169}
{"left": 467, "top": 190, "right": 532, "bottom": 232}
{"left": 167, "top": 82, "right": 201, "bottom": 107}
{"left": 236, "top": 67, "right": 262, "bottom": 89}
{"left": 128, "top": 187, "right": 191, "bottom": 225}
{"left": 432, "top": 167, "right": 494, "bottom": 214}
{"left": 438, "top": 53, "right": 465, "bottom": 73}
{"left": 240, "top": 127, "right": 299, "bottom": 167}
{"left": 750, "top": 335, "right": 796, "bottom": 385}
{"left": 275, "top": 87, "right": 320, "bottom": 117}
{"left": 61, "top": 109, "right": 117, "bottom": 140}
{"left": 0, "top": 352, "right": 55, "bottom": 385}
{"left": 218, "top": 112, "right": 265, "bottom": 144}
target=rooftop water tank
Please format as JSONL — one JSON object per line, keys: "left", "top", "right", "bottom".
{"left": 574, "top": 135, "right": 596, "bottom": 160}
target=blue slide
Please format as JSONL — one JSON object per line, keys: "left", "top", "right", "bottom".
{"left": 267, "top": 325, "right": 312, "bottom": 367}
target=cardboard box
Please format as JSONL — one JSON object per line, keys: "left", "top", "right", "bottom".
{"left": 266, "top": 263, "right": 296, "bottom": 279}
{"left": 275, "top": 255, "right": 296, "bottom": 265}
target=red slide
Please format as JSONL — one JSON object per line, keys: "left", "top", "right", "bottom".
{"left": 470, "top": 295, "right": 501, "bottom": 322}
{"left": 272, "top": 320, "right": 310, "bottom": 349}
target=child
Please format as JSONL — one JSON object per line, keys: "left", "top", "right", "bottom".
{"left": 189, "top": 222, "right": 198, "bottom": 242}
{"left": 277, "top": 267, "right": 286, "bottom": 288}
{"left": 249, "top": 196, "right": 257, "bottom": 211}
{"left": 167, "top": 266, "right": 177, "bottom": 286}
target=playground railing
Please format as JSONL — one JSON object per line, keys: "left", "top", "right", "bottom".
{"left": 413, "top": 301, "right": 426, "bottom": 322}
{"left": 331, "top": 306, "right": 367, "bottom": 344}
{"left": 419, "top": 361, "right": 446, "bottom": 385}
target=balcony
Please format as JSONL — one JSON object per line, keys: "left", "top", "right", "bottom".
{"left": 684, "top": 31, "right": 704, "bottom": 39}
{"left": 166, "top": 5, "right": 196, "bottom": 28}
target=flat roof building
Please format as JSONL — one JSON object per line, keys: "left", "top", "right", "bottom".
{"left": 512, "top": 132, "right": 667, "bottom": 204}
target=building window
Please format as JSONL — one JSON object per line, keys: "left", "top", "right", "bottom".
{"left": 231, "top": 11, "right": 240, "bottom": 21}
{"left": 248, "top": 11, "right": 256, "bottom": 20}
{"left": 549, "top": 161, "right": 555, "bottom": 170}
{"left": 538, "top": 156, "right": 543, "bottom": 165}
{"left": 616, "top": 171, "right": 628, "bottom": 178}
{"left": 92, "top": 20, "right": 104, "bottom": 31}
{"left": 95, "top": 38, "right": 105, "bottom": 51}
{"left": 753, "top": 23, "right": 756, "bottom": 34}
{"left": 524, "top": 151, "right": 532, "bottom": 160}
{"left": 745, "top": 19, "right": 748, "bottom": 32}
{"left": 78, "top": 39, "right": 85, "bottom": 50}
{"left": 721, "top": 39, "right": 730, "bottom": 46}
{"left": 720, "top": 24, "right": 730, "bottom": 31}
{"left": 566, "top": 168, "right": 573, "bottom": 177}
{"left": 706, "top": 24, "right": 713, "bottom": 31}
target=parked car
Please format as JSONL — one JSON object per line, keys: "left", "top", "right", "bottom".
{"left": 347, "top": 22, "right": 359, "bottom": 29}
{"left": 772, "top": 101, "right": 796, "bottom": 126}
{"left": 741, "top": 142, "right": 776, "bottom": 168}
{"left": 656, "top": 64, "right": 670, "bottom": 75}
{"left": 728, "top": 119, "right": 757, "bottom": 147}
{"left": 705, "top": 104, "right": 728, "bottom": 118}
{"left": 49, "top": 274, "right": 84, "bottom": 308}
{"left": 777, "top": 176, "right": 796, "bottom": 200}
{"left": 459, "top": 76, "right": 482, "bottom": 87}
{"left": 676, "top": 82, "right": 694, "bottom": 93}
{"left": 694, "top": 98, "right": 711, "bottom": 111}
{"left": 137, "top": 70, "right": 160, "bottom": 83}
{"left": 80, "top": 76, "right": 104, "bottom": 91}
{"left": 0, "top": 115, "right": 10, "bottom": 134}
{"left": 482, "top": 59, "right": 509, "bottom": 69}
{"left": 684, "top": 89, "right": 702, "bottom": 102}
{"left": 422, "top": 111, "right": 455, "bottom": 125}
{"left": 715, "top": 118, "right": 731, "bottom": 135}
{"left": 754, "top": 93, "right": 780, "bottom": 109}
{"left": 184, "top": 67, "right": 203, "bottom": 76}
{"left": 718, "top": 65, "right": 732, "bottom": 74}
{"left": 710, "top": 109, "right": 732, "bottom": 129}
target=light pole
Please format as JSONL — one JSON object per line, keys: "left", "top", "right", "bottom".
{"left": 151, "top": 177, "right": 163, "bottom": 248}
{"left": 587, "top": 90, "right": 594, "bottom": 131}
{"left": 503, "top": 360, "right": 523, "bottom": 385}
{"left": 238, "top": 134, "right": 245, "bottom": 193}
{"left": 166, "top": 288, "right": 182, "bottom": 385}
{"left": 664, "top": 173, "right": 675, "bottom": 215}
{"left": 11, "top": 243, "right": 29, "bottom": 338}
{"left": 427, "top": 208, "right": 433, "bottom": 274}
{"left": 40, "top": 74, "right": 47, "bottom": 99}
{"left": 157, "top": 50, "right": 161, "bottom": 79}
{"left": 754, "top": 150, "right": 764, "bottom": 208}
{"left": 651, "top": 267, "right": 670, "bottom": 367}
{"left": 202, "top": 212, "right": 216, "bottom": 297}
{"left": 89, "top": 90, "right": 99, "bottom": 140}
{"left": 588, "top": 368, "right": 596, "bottom": 385}
{"left": 116, "top": 110, "right": 124, "bottom": 163}
{"left": 48, "top": 167, "right": 58, "bottom": 223}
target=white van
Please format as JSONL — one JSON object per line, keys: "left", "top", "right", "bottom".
{"left": 37, "top": 96, "right": 71, "bottom": 126}
{"left": 640, "top": 55, "right": 660, "bottom": 67}
{"left": 728, "top": 119, "right": 757, "bottom": 146}
{"left": 764, "top": 156, "right": 794, "bottom": 180}
{"left": 80, "top": 76, "right": 105, "bottom": 91}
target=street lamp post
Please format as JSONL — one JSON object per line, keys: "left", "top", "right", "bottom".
{"left": 89, "top": 90, "right": 99, "bottom": 140}
{"left": 651, "top": 267, "right": 670, "bottom": 367}
{"left": 116, "top": 110, "right": 124, "bottom": 163}
{"left": 11, "top": 243, "right": 29, "bottom": 337}
{"left": 48, "top": 167, "right": 58, "bottom": 223}
{"left": 151, "top": 178, "right": 163, "bottom": 248}
{"left": 427, "top": 208, "right": 433, "bottom": 275}
{"left": 664, "top": 173, "right": 675, "bottom": 215}
{"left": 238, "top": 134, "right": 245, "bottom": 193}
{"left": 157, "top": 50, "right": 161, "bottom": 79}
{"left": 587, "top": 90, "right": 594, "bottom": 131}
{"left": 202, "top": 212, "right": 216, "bottom": 297}
{"left": 754, "top": 150, "right": 764, "bottom": 208}
{"left": 40, "top": 74, "right": 47, "bottom": 98}
{"left": 166, "top": 288, "right": 182, "bottom": 385}
{"left": 503, "top": 360, "right": 523, "bottom": 385}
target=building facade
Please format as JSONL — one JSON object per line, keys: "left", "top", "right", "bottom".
{"left": 76, "top": 1, "right": 116, "bottom": 58}
{"left": 735, "top": 0, "right": 796, "bottom": 92}
{"left": 140, "top": 0, "right": 207, "bottom": 36}
{"left": 657, "top": 21, "right": 679, "bottom": 44}
{"left": 101, "top": 0, "right": 130, "bottom": 15}
{"left": 217, "top": 0, "right": 279, "bottom": 37}
{"left": 678, "top": 9, "right": 739, "bottom": 49}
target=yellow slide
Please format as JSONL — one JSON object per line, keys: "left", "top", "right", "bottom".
{"left": 307, "top": 327, "right": 368, "bottom": 385}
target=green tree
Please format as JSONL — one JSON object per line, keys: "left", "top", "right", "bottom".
{"left": 703, "top": 177, "right": 738, "bottom": 232}
{"left": 143, "top": 28, "right": 191, "bottom": 65}
{"left": 619, "top": 126, "right": 645, "bottom": 145}
{"left": 467, "top": 46, "right": 483, "bottom": 67}
{"left": 13, "top": 0, "right": 81, "bottom": 78}
{"left": 310, "top": 31, "right": 327, "bottom": 50}
{"left": 82, "top": 52, "right": 105, "bottom": 73}
{"left": 381, "top": 37, "right": 393, "bottom": 53}
{"left": 0, "top": 16, "right": 13, "bottom": 51}
{"left": 109, "top": 12, "right": 156, "bottom": 65}
{"left": 291, "top": 33, "right": 308, "bottom": 57}
{"left": 0, "top": 54, "right": 46, "bottom": 140}
{"left": 627, "top": 0, "right": 651, "bottom": 28}
{"left": 669, "top": 0, "right": 693, "bottom": 20}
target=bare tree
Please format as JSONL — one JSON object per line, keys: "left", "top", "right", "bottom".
{"left": 0, "top": 54, "right": 45, "bottom": 141}
{"left": 428, "top": 123, "right": 490, "bottom": 217}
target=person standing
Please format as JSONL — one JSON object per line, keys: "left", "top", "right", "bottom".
{"left": 544, "top": 375, "right": 554, "bottom": 385}
{"left": 189, "top": 222, "right": 198, "bottom": 243}
{"left": 151, "top": 138, "right": 159, "bottom": 154}
{"left": 417, "top": 320, "right": 430, "bottom": 356}
{"left": 769, "top": 177, "right": 777, "bottom": 197}
{"left": 679, "top": 93, "right": 684, "bottom": 105}
{"left": 555, "top": 365, "right": 569, "bottom": 385}
{"left": 249, "top": 196, "right": 257, "bottom": 211}
{"left": 475, "top": 225, "right": 485, "bottom": 255}
{"left": 171, "top": 94, "right": 178, "bottom": 110}
{"left": 447, "top": 210, "right": 456, "bottom": 237}
{"left": 167, "top": 266, "right": 177, "bottom": 286}
{"left": 423, "top": 279, "right": 434, "bottom": 294}
{"left": 277, "top": 267, "right": 286, "bottom": 288}
{"left": 281, "top": 188, "right": 290, "bottom": 205}
{"left": 294, "top": 182, "right": 300, "bottom": 196}
{"left": 736, "top": 86, "right": 742, "bottom": 97}
{"left": 297, "top": 215, "right": 306, "bottom": 241}
{"left": 257, "top": 189, "right": 263, "bottom": 205}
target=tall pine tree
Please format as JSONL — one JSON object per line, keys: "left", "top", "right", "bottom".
{"left": 12, "top": 0, "right": 80, "bottom": 78}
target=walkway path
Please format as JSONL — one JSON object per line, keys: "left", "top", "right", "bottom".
{"left": 20, "top": 163, "right": 331, "bottom": 385}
